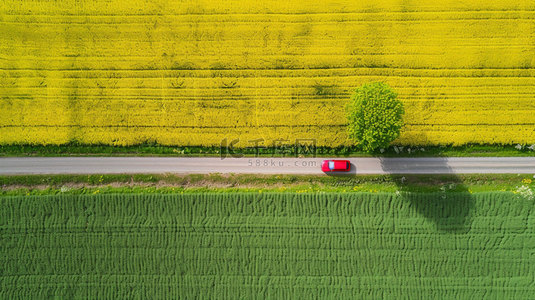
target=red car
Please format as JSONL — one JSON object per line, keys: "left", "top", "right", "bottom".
{"left": 321, "top": 160, "right": 351, "bottom": 172}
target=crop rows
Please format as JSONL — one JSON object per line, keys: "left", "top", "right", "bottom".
{"left": 1, "top": 0, "right": 535, "bottom": 146}
{"left": 1, "top": 192, "right": 534, "bottom": 298}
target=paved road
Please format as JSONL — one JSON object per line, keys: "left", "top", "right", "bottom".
{"left": 1, "top": 157, "right": 534, "bottom": 175}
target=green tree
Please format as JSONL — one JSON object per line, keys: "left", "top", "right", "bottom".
{"left": 346, "top": 82, "right": 404, "bottom": 152}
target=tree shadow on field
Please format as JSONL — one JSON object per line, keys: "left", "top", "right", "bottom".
{"left": 379, "top": 133, "right": 474, "bottom": 233}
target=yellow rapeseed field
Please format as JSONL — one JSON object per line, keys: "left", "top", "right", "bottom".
{"left": 1, "top": 0, "right": 535, "bottom": 146}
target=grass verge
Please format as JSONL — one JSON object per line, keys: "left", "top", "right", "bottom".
{"left": 1, "top": 143, "right": 535, "bottom": 157}
{"left": 1, "top": 173, "right": 533, "bottom": 196}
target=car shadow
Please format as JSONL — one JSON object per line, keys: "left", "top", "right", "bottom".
{"left": 324, "top": 162, "right": 357, "bottom": 176}
{"left": 378, "top": 135, "right": 474, "bottom": 233}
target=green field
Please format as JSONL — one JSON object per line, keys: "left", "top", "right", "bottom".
{"left": 1, "top": 192, "right": 534, "bottom": 298}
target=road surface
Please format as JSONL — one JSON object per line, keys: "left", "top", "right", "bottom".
{"left": 1, "top": 157, "right": 534, "bottom": 175}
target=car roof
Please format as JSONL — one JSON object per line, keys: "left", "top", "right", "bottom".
{"left": 333, "top": 160, "right": 347, "bottom": 168}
